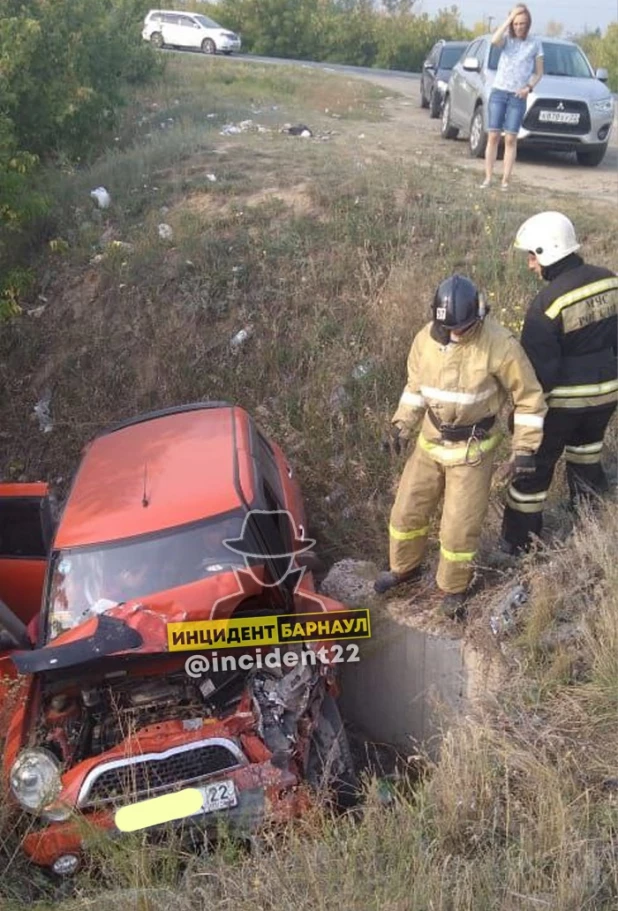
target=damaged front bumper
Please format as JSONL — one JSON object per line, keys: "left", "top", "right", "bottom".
{"left": 22, "top": 758, "right": 312, "bottom": 869}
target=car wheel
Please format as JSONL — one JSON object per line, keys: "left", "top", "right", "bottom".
{"left": 576, "top": 146, "right": 607, "bottom": 167}
{"left": 429, "top": 88, "right": 441, "bottom": 119}
{"left": 150, "top": 32, "right": 164, "bottom": 49}
{"left": 305, "top": 692, "right": 358, "bottom": 809}
{"left": 420, "top": 80, "right": 429, "bottom": 109}
{"left": 201, "top": 38, "right": 216, "bottom": 54}
{"left": 469, "top": 107, "right": 487, "bottom": 158}
{"left": 440, "top": 96, "right": 459, "bottom": 140}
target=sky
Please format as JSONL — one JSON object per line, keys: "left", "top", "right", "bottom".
{"left": 416, "top": 1, "right": 618, "bottom": 36}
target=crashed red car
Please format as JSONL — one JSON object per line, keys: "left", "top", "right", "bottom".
{"left": 0, "top": 403, "right": 356, "bottom": 875}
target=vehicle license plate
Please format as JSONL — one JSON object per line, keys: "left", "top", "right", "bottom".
{"left": 539, "top": 110, "right": 580, "bottom": 124}
{"left": 200, "top": 779, "right": 237, "bottom": 812}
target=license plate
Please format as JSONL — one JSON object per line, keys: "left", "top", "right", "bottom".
{"left": 539, "top": 110, "right": 580, "bottom": 124}
{"left": 200, "top": 779, "right": 237, "bottom": 812}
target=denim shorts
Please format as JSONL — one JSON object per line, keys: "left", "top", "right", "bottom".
{"left": 487, "top": 88, "right": 526, "bottom": 135}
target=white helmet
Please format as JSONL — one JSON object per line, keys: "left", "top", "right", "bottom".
{"left": 514, "top": 211, "right": 580, "bottom": 267}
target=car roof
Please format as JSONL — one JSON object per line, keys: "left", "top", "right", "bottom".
{"left": 54, "top": 404, "right": 256, "bottom": 549}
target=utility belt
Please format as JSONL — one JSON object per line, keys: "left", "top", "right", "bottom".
{"left": 428, "top": 406, "right": 495, "bottom": 442}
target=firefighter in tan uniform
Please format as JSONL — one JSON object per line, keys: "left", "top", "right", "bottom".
{"left": 375, "top": 274, "right": 547, "bottom": 618}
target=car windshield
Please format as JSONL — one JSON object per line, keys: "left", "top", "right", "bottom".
{"left": 440, "top": 46, "right": 465, "bottom": 69}
{"left": 489, "top": 42, "right": 593, "bottom": 78}
{"left": 45, "top": 510, "right": 246, "bottom": 641}
{"left": 193, "top": 14, "right": 221, "bottom": 29}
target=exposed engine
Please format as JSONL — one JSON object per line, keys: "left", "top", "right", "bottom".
{"left": 36, "top": 666, "right": 247, "bottom": 766}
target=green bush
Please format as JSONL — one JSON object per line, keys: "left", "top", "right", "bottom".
{"left": 0, "top": 0, "right": 160, "bottom": 307}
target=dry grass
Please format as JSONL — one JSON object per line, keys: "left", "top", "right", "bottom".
{"left": 1, "top": 54, "right": 617, "bottom": 909}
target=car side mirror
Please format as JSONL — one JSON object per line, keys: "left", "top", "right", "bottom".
{"left": 424, "top": 63, "right": 435, "bottom": 71}
{"left": 596, "top": 68, "right": 609, "bottom": 83}
{"left": 462, "top": 56, "right": 481, "bottom": 72}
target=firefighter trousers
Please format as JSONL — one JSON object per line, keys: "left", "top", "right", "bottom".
{"left": 389, "top": 441, "right": 496, "bottom": 594}
{"left": 502, "top": 404, "right": 616, "bottom": 551}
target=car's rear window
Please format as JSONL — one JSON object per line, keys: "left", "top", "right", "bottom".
{"left": 440, "top": 46, "right": 465, "bottom": 69}
{"left": 46, "top": 510, "right": 246, "bottom": 641}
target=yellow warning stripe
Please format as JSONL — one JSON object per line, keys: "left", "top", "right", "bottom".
{"left": 545, "top": 277, "right": 618, "bottom": 320}
{"left": 389, "top": 524, "right": 430, "bottom": 541}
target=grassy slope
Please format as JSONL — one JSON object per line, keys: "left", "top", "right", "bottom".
{"left": 0, "top": 55, "right": 617, "bottom": 909}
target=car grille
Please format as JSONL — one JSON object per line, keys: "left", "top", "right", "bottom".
{"left": 79, "top": 741, "right": 243, "bottom": 808}
{"left": 523, "top": 99, "right": 590, "bottom": 135}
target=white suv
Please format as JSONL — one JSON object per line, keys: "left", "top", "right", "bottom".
{"left": 142, "top": 10, "right": 241, "bottom": 55}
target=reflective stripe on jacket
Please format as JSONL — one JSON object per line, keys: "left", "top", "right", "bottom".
{"left": 392, "top": 317, "right": 546, "bottom": 465}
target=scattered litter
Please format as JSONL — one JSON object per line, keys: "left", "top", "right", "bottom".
{"left": 90, "top": 187, "right": 111, "bottom": 209}
{"left": 490, "top": 584, "right": 528, "bottom": 637}
{"left": 220, "top": 124, "right": 242, "bottom": 135}
{"left": 160, "top": 205, "right": 169, "bottom": 214}
{"left": 230, "top": 326, "right": 254, "bottom": 349}
{"left": 108, "top": 240, "right": 133, "bottom": 252}
{"left": 282, "top": 124, "right": 313, "bottom": 138}
{"left": 26, "top": 304, "right": 47, "bottom": 318}
{"left": 157, "top": 223, "right": 173, "bottom": 241}
{"left": 329, "top": 385, "right": 350, "bottom": 412}
{"left": 351, "top": 359, "right": 375, "bottom": 380}
{"left": 231, "top": 265, "right": 243, "bottom": 274}
{"left": 206, "top": 113, "right": 217, "bottom": 119}
{"left": 358, "top": 133, "right": 365, "bottom": 139}
{"left": 91, "top": 254, "right": 104, "bottom": 264}
{"left": 206, "top": 173, "right": 217, "bottom": 183}
{"left": 34, "top": 390, "right": 53, "bottom": 434}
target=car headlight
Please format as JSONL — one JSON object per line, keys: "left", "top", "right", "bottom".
{"left": 10, "top": 748, "right": 62, "bottom": 812}
{"left": 593, "top": 99, "right": 614, "bottom": 113}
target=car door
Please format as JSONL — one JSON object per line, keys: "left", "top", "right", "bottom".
{"left": 459, "top": 40, "right": 487, "bottom": 127}
{"left": 177, "top": 14, "right": 200, "bottom": 49}
{"left": 0, "top": 482, "right": 53, "bottom": 629}
{"left": 449, "top": 39, "right": 479, "bottom": 125}
{"left": 160, "top": 13, "right": 181, "bottom": 47}
{"left": 423, "top": 44, "right": 439, "bottom": 101}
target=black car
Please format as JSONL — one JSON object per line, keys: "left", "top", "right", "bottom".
{"left": 420, "top": 40, "right": 468, "bottom": 118}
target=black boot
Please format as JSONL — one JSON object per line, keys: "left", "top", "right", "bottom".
{"left": 440, "top": 591, "right": 467, "bottom": 620}
{"left": 374, "top": 565, "right": 423, "bottom": 594}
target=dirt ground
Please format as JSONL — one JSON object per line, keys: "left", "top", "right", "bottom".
{"left": 333, "top": 70, "right": 618, "bottom": 207}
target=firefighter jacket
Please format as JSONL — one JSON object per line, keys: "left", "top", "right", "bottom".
{"left": 392, "top": 317, "right": 547, "bottom": 467}
{"left": 519, "top": 255, "right": 618, "bottom": 412}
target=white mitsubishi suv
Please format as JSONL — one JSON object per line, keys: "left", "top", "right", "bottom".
{"left": 142, "top": 10, "right": 241, "bottom": 55}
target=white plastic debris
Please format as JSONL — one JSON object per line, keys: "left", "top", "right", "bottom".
{"left": 34, "top": 391, "right": 53, "bottom": 433}
{"left": 206, "top": 173, "right": 217, "bottom": 183}
{"left": 351, "top": 359, "right": 375, "bottom": 380}
{"left": 90, "top": 187, "right": 111, "bottom": 209}
{"left": 26, "top": 305, "right": 47, "bottom": 318}
{"left": 490, "top": 584, "right": 528, "bottom": 638}
{"left": 230, "top": 326, "right": 254, "bottom": 349}
{"left": 220, "top": 124, "right": 242, "bottom": 135}
{"left": 157, "top": 223, "right": 173, "bottom": 241}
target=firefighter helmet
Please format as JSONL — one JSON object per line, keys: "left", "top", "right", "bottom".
{"left": 514, "top": 211, "right": 580, "bottom": 267}
{"left": 432, "top": 274, "right": 485, "bottom": 333}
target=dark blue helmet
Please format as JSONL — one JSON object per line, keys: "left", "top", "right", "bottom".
{"left": 432, "top": 274, "right": 485, "bottom": 332}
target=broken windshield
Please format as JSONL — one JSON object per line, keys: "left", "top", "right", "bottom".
{"left": 45, "top": 510, "right": 246, "bottom": 641}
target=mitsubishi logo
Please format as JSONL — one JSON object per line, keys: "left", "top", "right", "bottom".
{"left": 557, "top": 102, "right": 565, "bottom": 110}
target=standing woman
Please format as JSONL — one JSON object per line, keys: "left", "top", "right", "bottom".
{"left": 482, "top": 5, "right": 543, "bottom": 190}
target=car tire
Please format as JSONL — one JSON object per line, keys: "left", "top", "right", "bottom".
{"left": 150, "top": 32, "right": 164, "bottom": 49}
{"left": 576, "top": 146, "right": 607, "bottom": 167}
{"left": 429, "top": 88, "right": 441, "bottom": 119}
{"left": 305, "top": 692, "right": 358, "bottom": 809}
{"left": 469, "top": 107, "right": 487, "bottom": 158}
{"left": 420, "top": 81, "right": 429, "bottom": 109}
{"left": 201, "top": 38, "right": 216, "bottom": 54}
{"left": 440, "top": 96, "right": 459, "bottom": 140}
